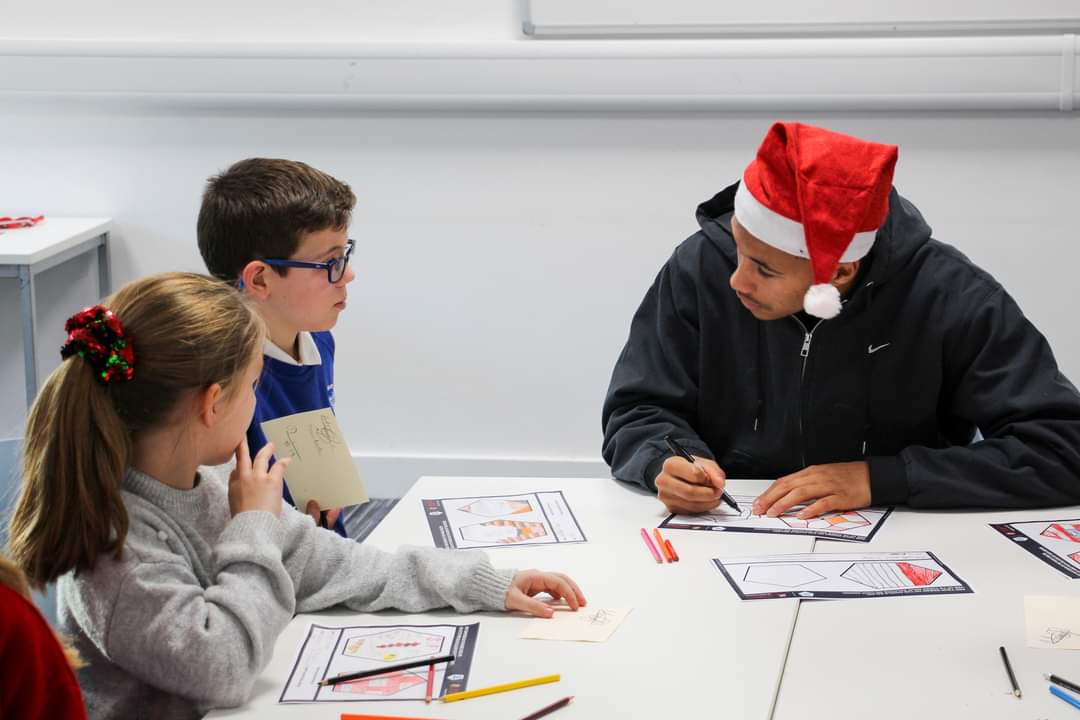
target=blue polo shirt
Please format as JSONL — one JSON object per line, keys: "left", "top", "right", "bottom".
{"left": 246, "top": 330, "right": 347, "bottom": 537}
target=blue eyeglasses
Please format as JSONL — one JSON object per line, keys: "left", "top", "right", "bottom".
{"left": 261, "top": 239, "right": 355, "bottom": 284}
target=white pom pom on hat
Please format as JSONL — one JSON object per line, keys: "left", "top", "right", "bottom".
{"left": 803, "top": 283, "right": 842, "bottom": 319}
{"left": 732, "top": 122, "right": 899, "bottom": 319}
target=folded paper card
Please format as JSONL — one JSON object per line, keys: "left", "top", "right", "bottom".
{"left": 1025, "top": 595, "right": 1080, "bottom": 650}
{"left": 261, "top": 409, "right": 368, "bottom": 512}
{"left": 520, "top": 607, "right": 632, "bottom": 643}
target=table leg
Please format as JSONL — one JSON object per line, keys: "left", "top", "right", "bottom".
{"left": 18, "top": 265, "right": 37, "bottom": 410}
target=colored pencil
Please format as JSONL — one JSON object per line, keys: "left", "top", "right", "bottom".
{"left": 664, "top": 537, "right": 680, "bottom": 562}
{"left": 1050, "top": 685, "right": 1080, "bottom": 711}
{"left": 519, "top": 695, "right": 574, "bottom": 720}
{"left": 653, "top": 528, "right": 673, "bottom": 562}
{"left": 999, "top": 646, "right": 1021, "bottom": 698}
{"left": 639, "top": 528, "right": 662, "bottom": 563}
{"left": 341, "top": 715, "right": 450, "bottom": 720}
{"left": 440, "top": 673, "right": 560, "bottom": 703}
{"left": 424, "top": 661, "right": 435, "bottom": 704}
{"left": 1048, "top": 673, "right": 1080, "bottom": 695}
{"left": 319, "top": 654, "right": 454, "bottom": 687}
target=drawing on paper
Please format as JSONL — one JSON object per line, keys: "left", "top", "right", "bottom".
{"left": 422, "top": 491, "right": 586, "bottom": 549}
{"left": 343, "top": 628, "right": 446, "bottom": 662}
{"left": 279, "top": 623, "right": 479, "bottom": 704}
{"left": 331, "top": 671, "right": 428, "bottom": 696}
{"left": 1041, "top": 522, "right": 1080, "bottom": 543}
{"left": 459, "top": 519, "right": 548, "bottom": 544}
{"left": 841, "top": 561, "right": 941, "bottom": 589}
{"left": 459, "top": 499, "right": 533, "bottom": 517}
{"left": 661, "top": 494, "right": 891, "bottom": 542}
{"left": 991, "top": 518, "right": 1080, "bottom": 579}
{"left": 712, "top": 550, "right": 972, "bottom": 601}
{"left": 743, "top": 563, "right": 826, "bottom": 588}
{"left": 1042, "top": 627, "right": 1075, "bottom": 645}
{"left": 781, "top": 511, "right": 871, "bottom": 532}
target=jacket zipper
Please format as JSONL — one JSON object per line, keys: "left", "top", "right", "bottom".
{"left": 792, "top": 315, "right": 824, "bottom": 467}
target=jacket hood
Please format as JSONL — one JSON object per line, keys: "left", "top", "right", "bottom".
{"left": 695, "top": 181, "right": 933, "bottom": 286}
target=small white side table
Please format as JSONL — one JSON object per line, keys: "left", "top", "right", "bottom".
{"left": 0, "top": 218, "right": 112, "bottom": 409}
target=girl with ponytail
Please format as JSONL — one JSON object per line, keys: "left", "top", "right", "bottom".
{"left": 7, "top": 272, "right": 584, "bottom": 720}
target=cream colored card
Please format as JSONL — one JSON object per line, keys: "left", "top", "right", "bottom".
{"left": 520, "top": 607, "right": 633, "bottom": 643}
{"left": 260, "top": 409, "right": 368, "bottom": 512}
{"left": 1024, "top": 595, "right": 1080, "bottom": 649}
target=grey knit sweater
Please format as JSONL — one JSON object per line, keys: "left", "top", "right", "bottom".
{"left": 58, "top": 465, "right": 514, "bottom": 720}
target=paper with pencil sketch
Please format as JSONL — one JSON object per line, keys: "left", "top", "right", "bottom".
{"left": 520, "top": 607, "right": 632, "bottom": 643}
{"left": 661, "top": 493, "right": 892, "bottom": 542}
{"left": 261, "top": 409, "right": 368, "bottom": 512}
{"left": 1025, "top": 596, "right": 1080, "bottom": 649}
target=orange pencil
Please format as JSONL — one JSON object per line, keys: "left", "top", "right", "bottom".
{"left": 664, "top": 538, "right": 680, "bottom": 562}
{"left": 652, "top": 528, "right": 673, "bottom": 562}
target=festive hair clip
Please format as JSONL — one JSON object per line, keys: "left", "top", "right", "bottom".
{"left": 60, "top": 305, "right": 135, "bottom": 384}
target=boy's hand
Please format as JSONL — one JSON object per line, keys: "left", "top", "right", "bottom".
{"left": 305, "top": 501, "right": 343, "bottom": 530}
{"left": 505, "top": 570, "right": 587, "bottom": 618}
{"left": 655, "top": 455, "right": 727, "bottom": 514}
{"left": 752, "top": 461, "right": 872, "bottom": 519}
{"left": 229, "top": 438, "right": 288, "bottom": 518}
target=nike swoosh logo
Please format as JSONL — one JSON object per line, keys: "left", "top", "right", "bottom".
{"left": 868, "top": 343, "right": 891, "bottom": 354}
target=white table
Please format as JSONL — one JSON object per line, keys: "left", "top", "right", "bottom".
{"left": 0, "top": 217, "right": 111, "bottom": 408}
{"left": 207, "top": 476, "right": 813, "bottom": 719}
{"left": 774, "top": 505, "right": 1080, "bottom": 719}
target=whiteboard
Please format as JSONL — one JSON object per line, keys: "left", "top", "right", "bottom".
{"left": 525, "top": 0, "right": 1080, "bottom": 38}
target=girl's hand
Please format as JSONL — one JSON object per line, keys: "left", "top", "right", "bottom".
{"left": 228, "top": 438, "right": 289, "bottom": 518}
{"left": 505, "top": 570, "right": 587, "bottom": 618}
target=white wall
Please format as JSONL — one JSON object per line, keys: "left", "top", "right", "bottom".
{"left": 2, "top": 3, "right": 1079, "bottom": 495}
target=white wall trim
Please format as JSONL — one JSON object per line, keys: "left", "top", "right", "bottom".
{"left": 354, "top": 453, "right": 611, "bottom": 499}
{"left": 2, "top": 36, "right": 1078, "bottom": 111}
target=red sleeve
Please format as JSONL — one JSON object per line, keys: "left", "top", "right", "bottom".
{"left": 0, "top": 585, "right": 88, "bottom": 720}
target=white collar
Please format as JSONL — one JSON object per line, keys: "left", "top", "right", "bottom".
{"left": 263, "top": 332, "right": 322, "bottom": 366}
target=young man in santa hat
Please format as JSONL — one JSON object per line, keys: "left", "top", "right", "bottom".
{"left": 602, "top": 121, "right": 1080, "bottom": 518}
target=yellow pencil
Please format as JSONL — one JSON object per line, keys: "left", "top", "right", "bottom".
{"left": 440, "top": 673, "right": 560, "bottom": 703}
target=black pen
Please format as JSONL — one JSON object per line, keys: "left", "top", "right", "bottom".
{"left": 318, "top": 653, "right": 455, "bottom": 687}
{"left": 664, "top": 434, "right": 739, "bottom": 512}
{"left": 999, "top": 646, "right": 1021, "bottom": 698}
{"left": 1046, "top": 673, "right": 1080, "bottom": 695}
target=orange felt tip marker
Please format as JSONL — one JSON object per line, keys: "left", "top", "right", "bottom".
{"left": 653, "top": 528, "right": 673, "bottom": 562}
{"left": 664, "top": 537, "right": 680, "bottom": 562}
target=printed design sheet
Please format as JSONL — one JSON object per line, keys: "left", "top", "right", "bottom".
{"left": 661, "top": 495, "right": 892, "bottom": 542}
{"left": 280, "top": 623, "right": 478, "bottom": 703}
{"left": 991, "top": 518, "right": 1080, "bottom": 579}
{"left": 422, "top": 492, "right": 586, "bottom": 549}
{"left": 713, "top": 550, "right": 972, "bottom": 600}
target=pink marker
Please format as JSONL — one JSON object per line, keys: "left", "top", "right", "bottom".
{"left": 640, "top": 527, "right": 663, "bottom": 563}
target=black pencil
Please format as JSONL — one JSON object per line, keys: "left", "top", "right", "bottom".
{"left": 519, "top": 695, "right": 574, "bottom": 720}
{"left": 318, "top": 654, "right": 455, "bottom": 687}
{"left": 664, "top": 434, "right": 740, "bottom": 512}
{"left": 1046, "top": 673, "right": 1080, "bottom": 695}
{"left": 999, "top": 646, "right": 1021, "bottom": 698}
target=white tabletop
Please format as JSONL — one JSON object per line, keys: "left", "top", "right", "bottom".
{"left": 207, "top": 476, "right": 815, "bottom": 719}
{"left": 0, "top": 217, "right": 111, "bottom": 265}
{"left": 774, "top": 505, "right": 1080, "bottom": 719}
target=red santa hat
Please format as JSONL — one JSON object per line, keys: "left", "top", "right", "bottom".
{"left": 734, "top": 122, "right": 898, "bottom": 319}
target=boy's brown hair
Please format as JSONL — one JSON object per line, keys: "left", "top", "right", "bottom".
{"left": 7, "top": 272, "right": 263, "bottom": 588}
{"left": 197, "top": 158, "right": 356, "bottom": 282}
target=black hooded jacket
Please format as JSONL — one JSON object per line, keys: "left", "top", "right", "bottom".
{"left": 601, "top": 183, "right": 1080, "bottom": 508}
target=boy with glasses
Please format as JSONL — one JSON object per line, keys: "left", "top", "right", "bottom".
{"left": 197, "top": 158, "right": 357, "bottom": 536}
